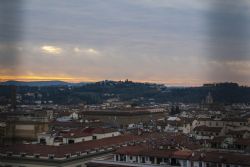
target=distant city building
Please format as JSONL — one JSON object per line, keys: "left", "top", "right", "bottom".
{"left": 205, "top": 92, "right": 213, "bottom": 105}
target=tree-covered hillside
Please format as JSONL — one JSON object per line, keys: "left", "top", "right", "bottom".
{"left": 1, "top": 81, "right": 250, "bottom": 105}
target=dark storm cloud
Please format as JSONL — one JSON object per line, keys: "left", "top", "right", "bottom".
{"left": 205, "top": 0, "right": 250, "bottom": 82}
{"left": 0, "top": 0, "right": 24, "bottom": 70}
{"left": 206, "top": 0, "right": 249, "bottom": 61}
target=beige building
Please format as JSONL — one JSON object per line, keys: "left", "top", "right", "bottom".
{"left": 4, "top": 119, "right": 49, "bottom": 142}
{"left": 0, "top": 134, "right": 145, "bottom": 167}
{"left": 80, "top": 111, "right": 165, "bottom": 128}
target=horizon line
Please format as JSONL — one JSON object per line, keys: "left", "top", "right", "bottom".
{"left": 0, "top": 79, "right": 246, "bottom": 87}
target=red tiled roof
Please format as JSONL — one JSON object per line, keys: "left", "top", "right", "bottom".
{"left": 172, "top": 150, "right": 192, "bottom": 159}
{"left": 190, "top": 151, "right": 250, "bottom": 166}
{"left": 221, "top": 118, "right": 247, "bottom": 122}
{"left": 115, "top": 146, "right": 250, "bottom": 166}
{"left": 62, "top": 128, "right": 91, "bottom": 138}
{"left": 82, "top": 127, "right": 116, "bottom": 134}
{"left": 211, "top": 136, "right": 227, "bottom": 143}
{"left": 234, "top": 138, "right": 250, "bottom": 146}
{"left": 0, "top": 134, "right": 143, "bottom": 158}
{"left": 227, "top": 130, "right": 249, "bottom": 135}
{"left": 115, "top": 145, "right": 148, "bottom": 156}
{"left": 49, "top": 120, "right": 82, "bottom": 127}
{"left": 193, "top": 126, "right": 222, "bottom": 132}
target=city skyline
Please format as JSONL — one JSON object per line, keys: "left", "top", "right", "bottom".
{"left": 1, "top": 0, "right": 250, "bottom": 86}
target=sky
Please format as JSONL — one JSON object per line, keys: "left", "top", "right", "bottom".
{"left": 0, "top": 0, "right": 250, "bottom": 86}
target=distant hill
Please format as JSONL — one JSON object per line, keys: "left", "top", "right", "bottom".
{"left": 0, "top": 80, "right": 250, "bottom": 105}
{"left": 0, "top": 80, "right": 90, "bottom": 87}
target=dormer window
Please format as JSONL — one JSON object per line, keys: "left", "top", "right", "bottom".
{"left": 6, "top": 152, "right": 12, "bottom": 157}
{"left": 76, "top": 152, "right": 81, "bottom": 156}
{"left": 34, "top": 154, "right": 40, "bottom": 158}
{"left": 48, "top": 154, "right": 54, "bottom": 159}
{"left": 65, "top": 154, "right": 71, "bottom": 159}
{"left": 92, "top": 136, "right": 97, "bottom": 140}
{"left": 21, "top": 153, "right": 26, "bottom": 157}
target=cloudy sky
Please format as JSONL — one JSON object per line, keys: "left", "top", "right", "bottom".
{"left": 1, "top": 0, "right": 250, "bottom": 86}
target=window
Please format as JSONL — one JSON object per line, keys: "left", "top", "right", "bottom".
{"left": 199, "top": 162, "right": 202, "bottom": 167}
{"left": 92, "top": 136, "right": 97, "bottom": 140}
{"left": 21, "top": 153, "right": 26, "bottom": 157}
{"left": 7, "top": 152, "right": 12, "bottom": 157}
{"left": 34, "top": 154, "right": 40, "bottom": 158}
{"left": 40, "top": 138, "right": 46, "bottom": 144}
{"left": 76, "top": 152, "right": 81, "bottom": 156}
{"left": 48, "top": 154, "right": 54, "bottom": 159}
{"left": 183, "top": 160, "right": 187, "bottom": 167}
{"left": 68, "top": 139, "right": 75, "bottom": 144}
{"left": 150, "top": 156, "right": 154, "bottom": 163}
{"left": 141, "top": 157, "right": 145, "bottom": 163}
{"left": 164, "top": 158, "right": 168, "bottom": 163}
{"left": 65, "top": 154, "right": 70, "bottom": 159}
{"left": 119, "top": 154, "right": 126, "bottom": 161}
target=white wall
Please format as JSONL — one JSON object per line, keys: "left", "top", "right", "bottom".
{"left": 63, "top": 135, "right": 92, "bottom": 144}
{"left": 94, "top": 131, "right": 120, "bottom": 140}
